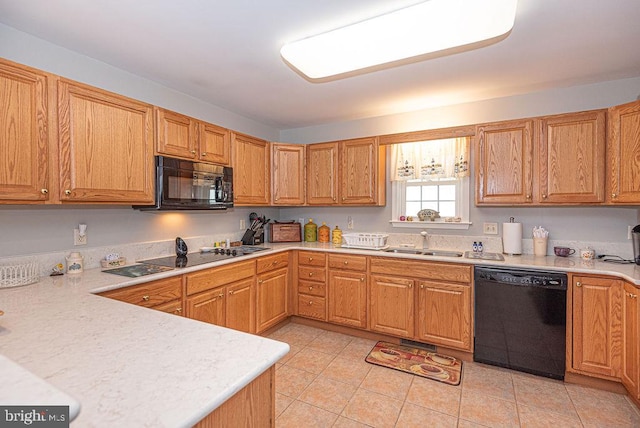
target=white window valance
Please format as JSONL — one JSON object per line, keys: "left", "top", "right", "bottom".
{"left": 390, "top": 137, "right": 469, "bottom": 181}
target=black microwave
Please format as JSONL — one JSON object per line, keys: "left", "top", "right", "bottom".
{"left": 134, "top": 156, "right": 233, "bottom": 211}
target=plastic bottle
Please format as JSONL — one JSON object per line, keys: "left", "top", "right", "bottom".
{"left": 304, "top": 218, "right": 317, "bottom": 242}
{"left": 318, "top": 222, "right": 330, "bottom": 243}
{"left": 472, "top": 241, "right": 478, "bottom": 252}
{"left": 332, "top": 225, "right": 342, "bottom": 246}
{"left": 478, "top": 241, "right": 484, "bottom": 252}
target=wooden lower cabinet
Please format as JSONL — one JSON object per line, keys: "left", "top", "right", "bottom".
{"left": 195, "top": 366, "right": 274, "bottom": 428}
{"left": 186, "top": 261, "right": 256, "bottom": 333}
{"left": 369, "top": 275, "right": 414, "bottom": 338}
{"left": 296, "top": 251, "right": 328, "bottom": 321}
{"left": 187, "top": 287, "right": 225, "bottom": 326}
{"left": 256, "top": 267, "right": 289, "bottom": 333}
{"left": 416, "top": 280, "right": 472, "bottom": 351}
{"left": 328, "top": 270, "right": 367, "bottom": 329}
{"left": 186, "top": 278, "right": 255, "bottom": 333}
{"left": 571, "top": 275, "right": 623, "bottom": 378}
{"left": 622, "top": 281, "right": 640, "bottom": 400}
{"left": 98, "top": 276, "right": 183, "bottom": 314}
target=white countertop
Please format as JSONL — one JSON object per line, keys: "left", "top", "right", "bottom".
{"left": 0, "top": 263, "right": 289, "bottom": 427}
{"left": 2, "top": 242, "right": 639, "bottom": 427}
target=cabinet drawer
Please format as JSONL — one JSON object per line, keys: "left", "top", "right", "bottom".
{"left": 328, "top": 254, "right": 367, "bottom": 271}
{"left": 256, "top": 252, "right": 289, "bottom": 274}
{"left": 298, "top": 251, "right": 326, "bottom": 267}
{"left": 153, "top": 299, "right": 184, "bottom": 316}
{"left": 297, "top": 295, "right": 326, "bottom": 320}
{"left": 187, "top": 260, "right": 255, "bottom": 295}
{"left": 100, "top": 276, "right": 182, "bottom": 308}
{"left": 370, "top": 257, "right": 471, "bottom": 283}
{"left": 298, "top": 280, "right": 326, "bottom": 297}
{"left": 298, "top": 266, "right": 326, "bottom": 282}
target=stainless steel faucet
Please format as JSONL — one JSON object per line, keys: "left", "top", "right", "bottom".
{"left": 420, "top": 230, "right": 429, "bottom": 250}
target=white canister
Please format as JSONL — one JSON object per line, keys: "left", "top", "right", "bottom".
{"left": 580, "top": 247, "right": 595, "bottom": 260}
{"left": 66, "top": 252, "right": 84, "bottom": 274}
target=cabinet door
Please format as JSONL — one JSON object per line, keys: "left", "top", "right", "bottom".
{"left": 226, "top": 278, "right": 255, "bottom": 334}
{"left": 155, "top": 108, "right": 198, "bottom": 160}
{"left": 307, "top": 142, "right": 338, "bottom": 205}
{"left": 256, "top": 267, "right": 288, "bottom": 333}
{"left": 475, "top": 120, "right": 534, "bottom": 205}
{"left": 622, "top": 282, "right": 639, "bottom": 399}
{"left": 340, "top": 137, "right": 381, "bottom": 204}
{"left": 186, "top": 287, "right": 226, "bottom": 326}
{"left": 572, "top": 276, "right": 623, "bottom": 377}
{"left": 58, "top": 79, "right": 154, "bottom": 203}
{"left": 232, "top": 132, "right": 270, "bottom": 205}
{"left": 370, "top": 275, "right": 414, "bottom": 338}
{"left": 199, "top": 122, "right": 230, "bottom": 165}
{"left": 328, "top": 270, "right": 367, "bottom": 328}
{"left": 607, "top": 100, "right": 640, "bottom": 204}
{"left": 272, "top": 143, "right": 305, "bottom": 205}
{"left": 0, "top": 60, "right": 50, "bottom": 203}
{"left": 416, "top": 280, "right": 472, "bottom": 351}
{"left": 537, "top": 110, "right": 606, "bottom": 203}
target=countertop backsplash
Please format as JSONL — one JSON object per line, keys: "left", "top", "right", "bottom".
{"left": 1, "top": 232, "right": 635, "bottom": 278}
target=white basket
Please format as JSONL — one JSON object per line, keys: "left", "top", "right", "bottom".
{"left": 0, "top": 262, "right": 40, "bottom": 288}
{"left": 342, "top": 233, "right": 389, "bottom": 249}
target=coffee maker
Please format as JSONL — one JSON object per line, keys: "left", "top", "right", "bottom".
{"left": 632, "top": 224, "right": 640, "bottom": 265}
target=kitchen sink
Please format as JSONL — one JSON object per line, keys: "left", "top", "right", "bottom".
{"left": 383, "top": 248, "right": 424, "bottom": 254}
{"left": 383, "top": 248, "right": 463, "bottom": 257}
{"left": 422, "top": 250, "right": 463, "bottom": 257}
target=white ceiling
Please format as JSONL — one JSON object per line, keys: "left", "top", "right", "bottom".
{"left": 1, "top": 0, "right": 639, "bottom": 130}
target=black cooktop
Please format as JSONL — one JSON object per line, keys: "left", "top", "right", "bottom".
{"left": 137, "top": 246, "right": 270, "bottom": 268}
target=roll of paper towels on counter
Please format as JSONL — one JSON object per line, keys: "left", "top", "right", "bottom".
{"left": 503, "top": 221, "right": 523, "bottom": 255}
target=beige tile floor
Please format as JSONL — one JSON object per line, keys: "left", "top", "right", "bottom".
{"left": 267, "top": 322, "right": 640, "bottom": 428}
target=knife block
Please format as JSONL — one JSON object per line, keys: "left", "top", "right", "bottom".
{"left": 241, "top": 228, "right": 264, "bottom": 245}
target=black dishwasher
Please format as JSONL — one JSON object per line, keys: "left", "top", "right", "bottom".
{"left": 474, "top": 266, "right": 567, "bottom": 380}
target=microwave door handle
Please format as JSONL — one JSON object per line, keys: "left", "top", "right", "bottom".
{"left": 215, "top": 177, "right": 223, "bottom": 201}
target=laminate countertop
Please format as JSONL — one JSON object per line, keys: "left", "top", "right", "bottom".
{"left": 2, "top": 242, "right": 639, "bottom": 427}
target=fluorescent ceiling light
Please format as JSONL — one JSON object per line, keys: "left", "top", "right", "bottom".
{"left": 281, "top": 0, "right": 518, "bottom": 80}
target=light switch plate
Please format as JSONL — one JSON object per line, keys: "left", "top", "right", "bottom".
{"left": 483, "top": 222, "right": 498, "bottom": 235}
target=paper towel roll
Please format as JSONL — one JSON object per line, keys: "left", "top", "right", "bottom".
{"left": 503, "top": 222, "right": 523, "bottom": 255}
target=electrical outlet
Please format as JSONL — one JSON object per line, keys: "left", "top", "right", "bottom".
{"left": 240, "top": 219, "right": 245, "bottom": 230}
{"left": 483, "top": 222, "right": 498, "bottom": 235}
{"left": 347, "top": 216, "right": 354, "bottom": 230}
{"left": 73, "top": 229, "right": 87, "bottom": 246}
{"left": 629, "top": 225, "right": 633, "bottom": 240}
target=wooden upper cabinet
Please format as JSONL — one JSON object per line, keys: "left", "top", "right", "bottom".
{"left": 340, "top": 137, "right": 384, "bottom": 205}
{"left": 199, "top": 122, "right": 230, "bottom": 165}
{"left": 155, "top": 108, "right": 198, "bottom": 160}
{"left": 156, "top": 108, "right": 230, "bottom": 165}
{"left": 307, "top": 142, "right": 338, "bottom": 205}
{"left": 0, "top": 60, "right": 50, "bottom": 203}
{"left": 537, "top": 110, "right": 606, "bottom": 204}
{"left": 475, "top": 119, "right": 534, "bottom": 205}
{"left": 608, "top": 100, "right": 640, "bottom": 204}
{"left": 272, "top": 143, "right": 305, "bottom": 205}
{"left": 232, "top": 132, "right": 270, "bottom": 205}
{"left": 58, "top": 79, "right": 155, "bottom": 203}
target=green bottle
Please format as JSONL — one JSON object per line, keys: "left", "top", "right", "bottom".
{"left": 304, "top": 218, "right": 317, "bottom": 242}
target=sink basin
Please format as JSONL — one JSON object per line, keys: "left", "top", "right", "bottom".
{"left": 422, "top": 250, "right": 464, "bottom": 257}
{"left": 383, "top": 248, "right": 463, "bottom": 257}
{"left": 383, "top": 248, "right": 424, "bottom": 254}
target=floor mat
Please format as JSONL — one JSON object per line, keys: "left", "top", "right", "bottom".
{"left": 365, "top": 341, "right": 462, "bottom": 386}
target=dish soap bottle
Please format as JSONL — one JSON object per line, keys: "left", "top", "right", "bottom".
{"left": 318, "top": 222, "right": 330, "bottom": 243}
{"left": 331, "top": 225, "right": 342, "bottom": 246}
{"left": 304, "top": 218, "right": 317, "bottom": 242}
